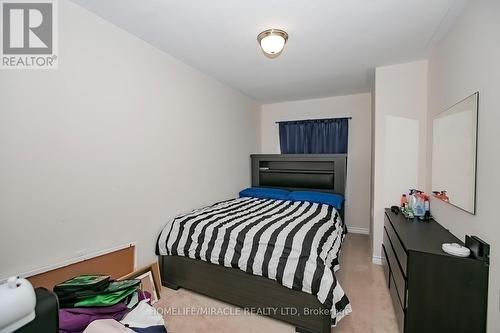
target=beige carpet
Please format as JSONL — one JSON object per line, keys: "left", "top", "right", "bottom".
{"left": 154, "top": 234, "right": 399, "bottom": 333}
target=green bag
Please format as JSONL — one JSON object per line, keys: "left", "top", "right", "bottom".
{"left": 54, "top": 274, "right": 110, "bottom": 296}
{"left": 58, "top": 279, "right": 140, "bottom": 308}
{"left": 54, "top": 274, "right": 110, "bottom": 290}
{"left": 74, "top": 285, "right": 138, "bottom": 307}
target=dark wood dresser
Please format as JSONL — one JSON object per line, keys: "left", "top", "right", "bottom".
{"left": 382, "top": 209, "right": 489, "bottom": 333}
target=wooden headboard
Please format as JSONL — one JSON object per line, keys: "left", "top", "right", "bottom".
{"left": 250, "top": 154, "right": 347, "bottom": 196}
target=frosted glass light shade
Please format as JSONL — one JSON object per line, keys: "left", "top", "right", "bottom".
{"left": 257, "top": 29, "right": 288, "bottom": 58}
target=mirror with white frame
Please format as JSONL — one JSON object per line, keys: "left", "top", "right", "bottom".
{"left": 432, "top": 92, "right": 478, "bottom": 214}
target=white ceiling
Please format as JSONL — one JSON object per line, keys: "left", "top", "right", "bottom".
{"left": 70, "top": 0, "right": 466, "bottom": 103}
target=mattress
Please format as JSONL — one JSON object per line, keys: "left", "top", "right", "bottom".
{"left": 157, "top": 197, "right": 351, "bottom": 324}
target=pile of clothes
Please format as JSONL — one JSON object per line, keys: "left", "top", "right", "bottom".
{"left": 54, "top": 274, "right": 166, "bottom": 333}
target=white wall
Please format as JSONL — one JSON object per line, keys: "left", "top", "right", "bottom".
{"left": 427, "top": 1, "right": 500, "bottom": 331}
{"left": 372, "top": 60, "right": 427, "bottom": 262}
{"left": 0, "top": 0, "right": 260, "bottom": 279}
{"left": 260, "top": 93, "right": 372, "bottom": 232}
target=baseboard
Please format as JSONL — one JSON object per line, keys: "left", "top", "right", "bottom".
{"left": 347, "top": 226, "right": 370, "bottom": 235}
{"left": 372, "top": 255, "right": 382, "bottom": 265}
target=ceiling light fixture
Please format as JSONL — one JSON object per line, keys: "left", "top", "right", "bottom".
{"left": 257, "top": 29, "right": 288, "bottom": 58}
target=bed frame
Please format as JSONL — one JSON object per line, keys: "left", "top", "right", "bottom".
{"left": 158, "top": 154, "right": 347, "bottom": 333}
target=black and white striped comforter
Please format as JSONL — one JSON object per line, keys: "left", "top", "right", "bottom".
{"left": 157, "top": 197, "right": 352, "bottom": 324}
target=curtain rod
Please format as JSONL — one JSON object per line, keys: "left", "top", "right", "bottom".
{"left": 275, "top": 117, "right": 352, "bottom": 124}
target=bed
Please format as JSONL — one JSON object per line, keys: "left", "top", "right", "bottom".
{"left": 156, "top": 154, "right": 350, "bottom": 333}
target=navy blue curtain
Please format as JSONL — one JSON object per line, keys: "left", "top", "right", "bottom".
{"left": 278, "top": 118, "right": 349, "bottom": 154}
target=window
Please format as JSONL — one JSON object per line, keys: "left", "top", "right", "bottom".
{"left": 278, "top": 118, "right": 349, "bottom": 154}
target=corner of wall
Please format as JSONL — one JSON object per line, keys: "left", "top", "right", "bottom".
{"left": 372, "top": 59, "right": 429, "bottom": 257}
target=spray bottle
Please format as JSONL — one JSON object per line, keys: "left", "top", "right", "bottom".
{"left": 408, "top": 189, "right": 415, "bottom": 212}
{"left": 413, "top": 191, "right": 426, "bottom": 217}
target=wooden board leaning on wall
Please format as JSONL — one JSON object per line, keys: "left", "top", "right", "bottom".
{"left": 27, "top": 245, "right": 135, "bottom": 290}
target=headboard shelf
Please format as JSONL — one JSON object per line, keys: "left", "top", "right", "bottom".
{"left": 251, "top": 154, "right": 347, "bottom": 196}
{"left": 259, "top": 185, "right": 339, "bottom": 193}
{"left": 259, "top": 169, "right": 334, "bottom": 175}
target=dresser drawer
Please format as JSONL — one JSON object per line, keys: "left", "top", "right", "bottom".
{"left": 383, "top": 227, "right": 406, "bottom": 308}
{"left": 384, "top": 213, "right": 408, "bottom": 276}
{"left": 381, "top": 244, "right": 390, "bottom": 287}
{"left": 389, "top": 273, "right": 405, "bottom": 333}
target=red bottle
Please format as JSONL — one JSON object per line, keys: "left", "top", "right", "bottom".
{"left": 400, "top": 194, "right": 408, "bottom": 208}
